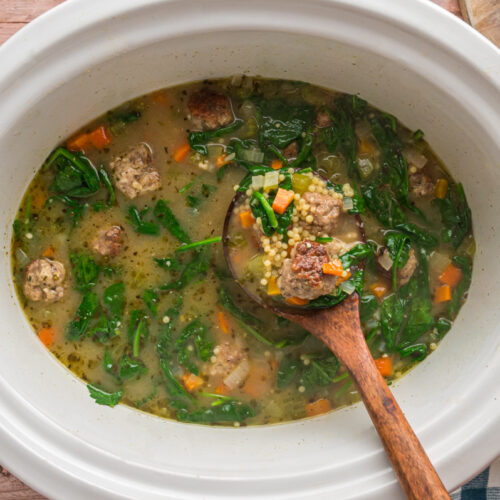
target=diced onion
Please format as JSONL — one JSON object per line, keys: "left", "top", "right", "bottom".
{"left": 264, "top": 170, "right": 279, "bottom": 190}
{"left": 15, "top": 248, "right": 29, "bottom": 267}
{"left": 251, "top": 175, "right": 264, "bottom": 190}
{"left": 342, "top": 197, "right": 354, "bottom": 211}
{"left": 357, "top": 157, "right": 374, "bottom": 179}
{"left": 403, "top": 147, "right": 427, "bottom": 169}
{"left": 429, "top": 251, "right": 451, "bottom": 275}
{"left": 223, "top": 359, "right": 250, "bottom": 390}
{"left": 378, "top": 249, "right": 394, "bottom": 271}
{"left": 241, "top": 147, "right": 264, "bottom": 163}
{"left": 339, "top": 280, "right": 356, "bottom": 295}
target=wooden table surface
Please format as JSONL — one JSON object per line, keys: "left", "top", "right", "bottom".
{"left": 0, "top": 0, "right": 498, "bottom": 498}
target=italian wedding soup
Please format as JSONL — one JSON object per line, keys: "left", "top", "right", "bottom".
{"left": 12, "top": 77, "right": 474, "bottom": 425}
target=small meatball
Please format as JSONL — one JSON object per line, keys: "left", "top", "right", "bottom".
{"left": 187, "top": 88, "right": 234, "bottom": 130}
{"left": 377, "top": 247, "right": 418, "bottom": 286}
{"left": 209, "top": 342, "right": 247, "bottom": 378}
{"left": 110, "top": 143, "right": 160, "bottom": 199}
{"left": 23, "top": 258, "right": 65, "bottom": 302}
{"left": 397, "top": 248, "right": 418, "bottom": 285}
{"left": 282, "top": 141, "right": 299, "bottom": 160}
{"left": 315, "top": 109, "right": 333, "bottom": 128}
{"left": 301, "top": 191, "right": 343, "bottom": 234}
{"left": 409, "top": 172, "right": 434, "bottom": 197}
{"left": 92, "top": 226, "right": 124, "bottom": 257}
{"left": 278, "top": 240, "right": 337, "bottom": 300}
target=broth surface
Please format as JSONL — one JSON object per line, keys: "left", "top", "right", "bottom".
{"left": 11, "top": 77, "right": 474, "bottom": 425}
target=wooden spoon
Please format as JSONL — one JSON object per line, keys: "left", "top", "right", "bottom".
{"left": 223, "top": 189, "right": 451, "bottom": 500}
{"left": 280, "top": 294, "right": 450, "bottom": 499}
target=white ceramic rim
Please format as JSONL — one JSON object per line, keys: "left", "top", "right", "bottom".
{"left": 0, "top": 1, "right": 499, "bottom": 499}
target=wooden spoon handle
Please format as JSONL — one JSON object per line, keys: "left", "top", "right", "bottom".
{"left": 293, "top": 295, "right": 450, "bottom": 500}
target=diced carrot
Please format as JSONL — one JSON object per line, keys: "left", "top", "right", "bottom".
{"left": 336, "top": 270, "right": 352, "bottom": 284}
{"left": 272, "top": 188, "right": 295, "bottom": 215}
{"left": 239, "top": 210, "right": 255, "bottom": 228}
{"left": 42, "top": 246, "right": 55, "bottom": 258}
{"left": 67, "top": 133, "right": 90, "bottom": 152}
{"left": 322, "top": 259, "right": 344, "bottom": 277}
{"left": 374, "top": 357, "right": 393, "bottom": 377}
{"left": 216, "top": 154, "right": 229, "bottom": 169}
{"left": 267, "top": 276, "right": 280, "bottom": 296}
{"left": 31, "top": 190, "right": 47, "bottom": 211}
{"left": 152, "top": 91, "right": 168, "bottom": 105}
{"left": 217, "top": 311, "right": 230, "bottom": 334}
{"left": 358, "top": 139, "right": 375, "bottom": 156}
{"left": 242, "top": 361, "right": 271, "bottom": 398}
{"left": 435, "top": 178, "right": 449, "bottom": 199}
{"left": 439, "top": 263, "right": 462, "bottom": 287}
{"left": 434, "top": 285, "right": 452, "bottom": 303}
{"left": 305, "top": 398, "right": 332, "bottom": 417}
{"left": 286, "top": 296, "right": 310, "bottom": 306}
{"left": 215, "top": 383, "right": 229, "bottom": 395}
{"left": 37, "top": 326, "right": 55, "bottom": 347}
{"left": 271, "top": 159, "right": 283, "bottom": 170}
{"left": 181, "top": 372, "right": 204, "bottom": 392}
{"left": 173, "top": 142, "right": 191, "bottom": 163}
{"left": 88, "top": 126, "right": 112, "bottom": 149}
{"left": 370, "top": 282, "right": 388, "bottom": 298}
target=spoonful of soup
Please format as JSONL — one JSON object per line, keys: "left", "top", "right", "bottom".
{"left": 223, "top": 167, "right": 450, "bottom": 500}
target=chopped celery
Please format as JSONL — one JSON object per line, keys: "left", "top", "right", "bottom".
{"left": 292, "top": 173, "right": 312, "bottom": 194}
{"left": 263, "top": 171, "right": 279, "bottom": 191}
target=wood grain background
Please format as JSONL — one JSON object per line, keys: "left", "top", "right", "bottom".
{"left": 0, "top": 0, "right": 498, "bottom": 498}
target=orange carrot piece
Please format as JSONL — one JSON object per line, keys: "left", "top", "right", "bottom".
{"left": 374, "top": 357, "right": 393, "bottom": 377}
{"left": 67, "top": 133, "right": 90, "bottom": 152}
{"left": 322, "top": 259, "right": 344, "bottom": 277}
{"left": 42, "top": 246, "right": 55, "bottom": 258}
{"left": 239, "top": 210, "right": 255, "bottom": 228}
{"left": 215, "top": 383, "right": 229, "bottom": 395}
{"left": 242, "top": 362, "right": 271, "bottom": 398}
{"left": 286, "top": 296, "right": 310, "bottom": 306}
{"left": 181, "top": 372, "right": 204, "bottom": 392}
{"left": 217, "top": 311, "right": 230, "bottom": 334}
{"left": 89, "top": 126, "right": 112, "bottom": 149}
{"left": 439, "top": 264, "right": 463, "bottom": 287}
{"left": 271, "top": 159, "right": 283, "bottom": 170}
{"left": 305, "top": 398, "right": 332, "bottom": 417}
{"left": 216, "top": 154, "right": 229, "bottom": 169}
{"left": 152, "top": 91, "right": 168, "bottom": 104}
{"left": 31, "top": 190, "right": 47, "bottom": 211}
{"left": 370, "top": 282, "right": 388, "bottom": 298}
{"left": 267, "top": 276, "right": 280, "bottom": 296}
{"left": 272, "top": 188, "right": 295, "bottom": 215}
{"left": 173, "top": 142, "right": 191, "bottom": 163}
{"left": 358, "top": 138, "right": 375, "bottom": 156}
{"left": 37, "top": 326, "right": 55, "bottom": 347}
{"left": 434, "top": 285, "right": 452, "bottom": 303}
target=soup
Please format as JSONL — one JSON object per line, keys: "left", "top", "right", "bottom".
{"left": 11, "top": 77, "right": 474, "bottom": 425}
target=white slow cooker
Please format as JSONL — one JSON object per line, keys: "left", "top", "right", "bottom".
{"left": 0, "top": 0, "right": 499, "bottom": 498}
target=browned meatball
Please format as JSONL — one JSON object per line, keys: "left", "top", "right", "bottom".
{"left": 278, "top": 240, "right": 337, "bottom": 300}
{"left": 315, "top": 109, "right": 333, "bottom": 128}
{"left": 23, "top": 258, "right": 65, "bottom": 302}
{"left": 409, "top": 172, "right": 434, "bottom": 197}
{"left": 187, "top": 88, "right": 234, "bottom": 130}
{"left": 92, "top": 226, "right": 124, "bottom": 257}
{"left": 301, "top": 191, "right": 343, "bottom": 235}
{"left": 208, "top": 342, "right": 247, "bottom": 378}
{"left": 110, "top": 143, "right": 160, "bottom": 199}
{"left": 378, "top": 247, "right": 418, "bottom": 286}
{"left": 282, "top": 141, "right": 299, "bottom": 160}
